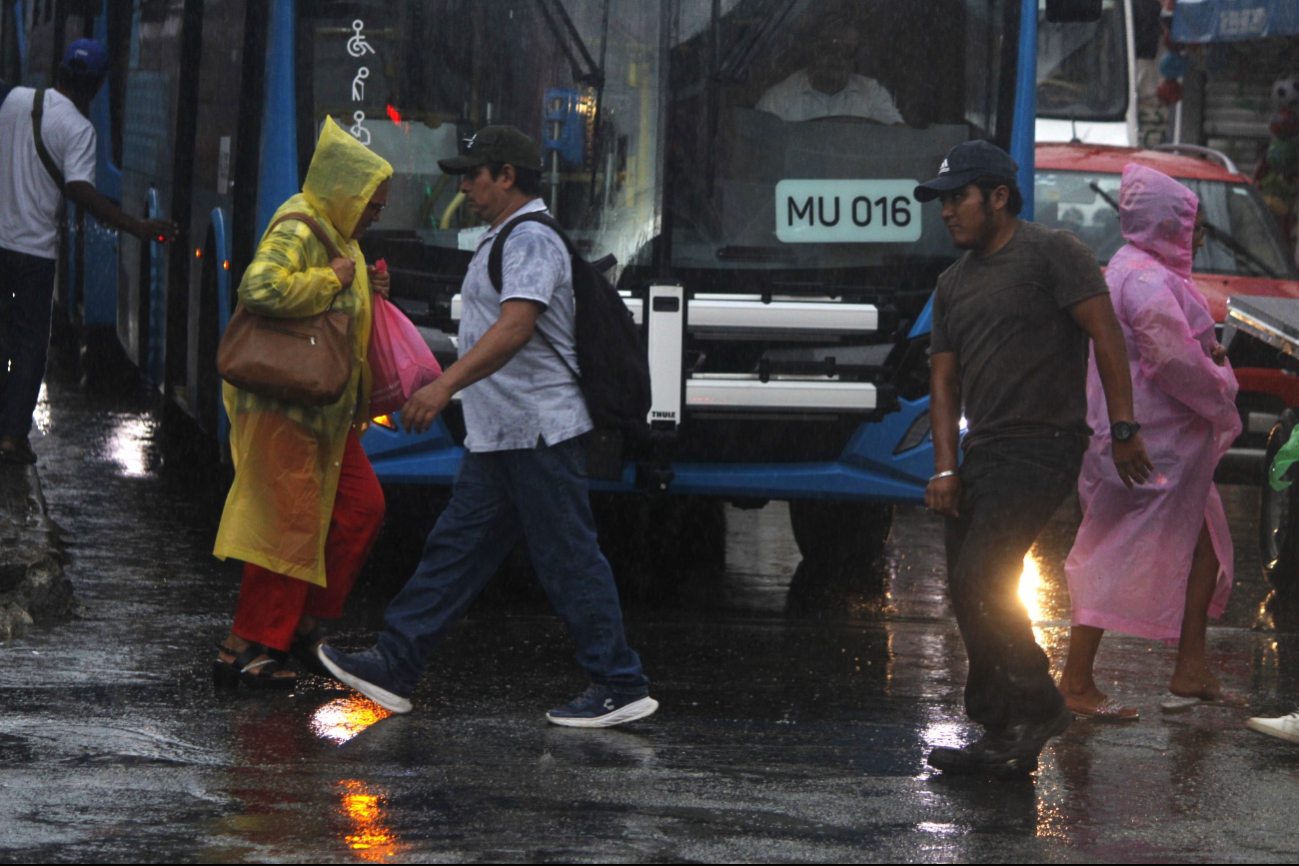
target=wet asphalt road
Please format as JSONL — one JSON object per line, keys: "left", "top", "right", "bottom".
{"left": 3, "top": 361, "right": 1299, "bottom": 863}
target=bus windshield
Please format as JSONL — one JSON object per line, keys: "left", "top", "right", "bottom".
{"left": 299, "top": 0, "right": 664, "bottom": 283}
{"left": 299, "top": 0, "right": 1018, "bottom": 313}
{"left": 668, "top": 0, "right": 1015, "bottom": 307}
{"left": 1036, "top": 0, "right": 1129, "bottom": 122}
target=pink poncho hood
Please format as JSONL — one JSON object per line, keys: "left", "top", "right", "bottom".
{"left": 1118, "top": 162, "right": 1198, "bottom": 280}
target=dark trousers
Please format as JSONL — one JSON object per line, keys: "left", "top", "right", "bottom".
{"left": 0, "top": 246, "right": 57, "bottom": 439}
{"left": 944, "top": 436, "right": 1083, "bottom": 735}
{"left": 376, "top": 434, "right": 648, "bottom": 695}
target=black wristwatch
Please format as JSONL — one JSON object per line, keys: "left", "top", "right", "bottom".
{"left": 1111, "top": 421, "right": 1141, "bottom": 442}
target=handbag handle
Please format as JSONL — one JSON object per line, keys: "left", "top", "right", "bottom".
{"left": 267, "top": 211, "right": 353, "bottom": 310}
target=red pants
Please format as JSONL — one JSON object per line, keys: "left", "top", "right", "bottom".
{"left": 232, "top": 431, "right": 385, "bottom": 651}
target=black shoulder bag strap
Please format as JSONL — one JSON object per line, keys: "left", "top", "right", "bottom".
{"left": 31, "top": 89, "right": 66, "bottom": 189}
{"left": 486, "top": 212, "right": 582, "bottom": 382}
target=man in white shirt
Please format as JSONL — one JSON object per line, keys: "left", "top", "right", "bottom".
{"left": 0, "top": 39, "right": 176, "bottom": 464}
{"left": 756, "top": 16, "right": 904, "bottom": 125}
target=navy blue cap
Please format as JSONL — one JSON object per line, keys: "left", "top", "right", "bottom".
{"left": 61, "top": 39, "right": 109, "bottom": 80}
{"left": 915, "top": 140, "right": 1019, "bottom": 202}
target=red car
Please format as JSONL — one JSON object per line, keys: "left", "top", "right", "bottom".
{"left": 1035, "top": 142, "right": 1299, "bottom": 463}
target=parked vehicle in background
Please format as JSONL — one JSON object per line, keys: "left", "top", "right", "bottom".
{"left": 1035, "top": 141, "right": 1299, "bottom": 465}
{"left": 1036, "top": 0, "right": 1138, "bottom": 146}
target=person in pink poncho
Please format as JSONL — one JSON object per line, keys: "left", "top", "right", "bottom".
{"left": 1061, "top": 163, "right": 1245, "bottom": 719}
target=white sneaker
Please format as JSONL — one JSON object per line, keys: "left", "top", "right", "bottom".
{"left": 1246, "top": 711, "right": 1299, "bottom": 745}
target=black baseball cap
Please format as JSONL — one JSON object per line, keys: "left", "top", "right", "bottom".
{"left": 914, "top": 140, "right": 1019, "bottom": 202}
{"left": 438, "top": 125, "right": 543, "bottom": 174}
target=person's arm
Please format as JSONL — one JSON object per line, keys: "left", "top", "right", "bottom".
{"left": 237, "top": 222, "right": 354, "bottom": 318}
{"left": 64, "top": 181, "right": 177, "bottom": 243}
{"left": 1068, "top": 294, "right": 1154, "bottom": 487}
{"left": 925, "top": 350, "right": 963, "bottom": 517}
{"left": 1125, "top": 279, "right": 1241, "bottom": 444}
{"left": 400, "top": 299, "right": 541, "bottom": 433}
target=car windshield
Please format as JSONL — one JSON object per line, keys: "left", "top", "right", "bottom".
{"left": 1036, "top": 0, "right": 1128, "bottom": 122}
{"left": 1034, "top": 168, "right": 1299, "bottom": 279}
{"left": 668, "top": 0, "right": 1015, "bottom": 312}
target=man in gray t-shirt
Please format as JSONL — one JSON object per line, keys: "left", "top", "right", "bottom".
{"left": 918, "top": 142, "right": 1152, "bottom": 779}
{"left": 319, "top": 127, "right": 655, "bottom": 728}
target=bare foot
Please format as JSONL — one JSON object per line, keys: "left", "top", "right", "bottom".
{"left": 1168, "top": 667, "right": 1246, "bottom": 707}
{"left": 1060, "top": 682, "right": 1139, "bottom": 720}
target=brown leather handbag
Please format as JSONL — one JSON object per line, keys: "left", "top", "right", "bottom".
{"left": 217, "top": 212, "right": 355, "bottom": 405}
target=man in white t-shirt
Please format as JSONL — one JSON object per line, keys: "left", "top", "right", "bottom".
{"left": 0, "top": 39, "right": 176, "bottom": 465}
{"left": 756, "top": 16, "right": 905, "bottom": 125}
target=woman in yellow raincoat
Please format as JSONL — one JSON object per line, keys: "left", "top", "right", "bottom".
{"left": 212, "top": 118, "right": 392, "bottom": 687}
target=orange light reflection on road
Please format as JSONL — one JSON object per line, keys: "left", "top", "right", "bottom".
{"left": 311, "top": 696, "right": 392, "bottom": 745}
{"left": 339, "top": 779, "right": 400, "bottom": 861}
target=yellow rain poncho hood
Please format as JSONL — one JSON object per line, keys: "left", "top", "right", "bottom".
{"left": 214, "top": 118, "right": 393, "bottom": 586}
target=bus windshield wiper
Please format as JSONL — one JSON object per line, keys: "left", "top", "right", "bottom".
{"left": 1089, "top": 182, "right": 1281, "bottom": 279}
{"left": 534, "top": 0, "right": 605, "bottom": 86}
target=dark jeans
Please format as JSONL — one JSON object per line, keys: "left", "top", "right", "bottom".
{"left": 0, "top": 246, "right": 57, "bottom": 439}
{"left": 945, "top": 436, "right": 1083, "bottom": 735}
{"left": 377, "top": 434, "right": 648, "bottom": 695}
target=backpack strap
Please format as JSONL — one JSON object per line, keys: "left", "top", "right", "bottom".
{"left": 31, "top": 89, "right": 66, "bottom": 189}
{"left": 487, "top": 211, "right": 575, "bottom": 294}
{"left": 484, "top": 211, "right": 582, "bottom": 383}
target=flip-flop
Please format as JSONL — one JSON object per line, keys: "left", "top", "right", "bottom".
{"left": 1069, "top": 696, "right": 1140, "bottom": 722}
{"left": 1160, "top": 691, "right": 1249, "bottom": 713}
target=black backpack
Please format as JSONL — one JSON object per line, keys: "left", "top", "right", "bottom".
{"left": 488, "top": 212, "right": 652, "bottom": 438}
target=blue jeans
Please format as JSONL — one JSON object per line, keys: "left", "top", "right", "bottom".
{"left": 377, "top": 434, "right": 648, "bottom": 695}
{"left": 0, "top": 246, "right": 57, "bottom": 439}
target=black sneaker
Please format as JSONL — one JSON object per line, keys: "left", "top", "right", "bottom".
{"left": 317, "top": 645, "right": 413, "bottom": 714}
{"left": 546, "top": 684, "right": 659, "bottom": 728}
{"left": 928, "top": 704, "right": 1073, "bottom": 779}
{"left": 928, "top": 737, "right": 1038, "bottom": 779}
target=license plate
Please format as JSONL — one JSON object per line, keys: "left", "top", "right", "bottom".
{"left": 775, "top": 179, "right": 922, "bottom": 244}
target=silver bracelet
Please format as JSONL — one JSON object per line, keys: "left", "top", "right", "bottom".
{"left": 930, "top": 470, "right": 958, "bottom": 482}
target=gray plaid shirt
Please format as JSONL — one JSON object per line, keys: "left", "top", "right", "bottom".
{"left": 458, "top": 199, "right": 592, "bottom": 452}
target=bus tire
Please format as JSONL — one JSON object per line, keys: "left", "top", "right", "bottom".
{"left": 787, "top": 499, "right": 893, "bottom": 599}
{"left": 1260, "top": 409, "right": 1299, "bottom": 591}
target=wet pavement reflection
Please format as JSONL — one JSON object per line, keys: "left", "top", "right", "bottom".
{"left": 2, "top": 364, "right": 1299, "bottom": 862}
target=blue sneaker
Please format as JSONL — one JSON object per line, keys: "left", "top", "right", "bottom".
{"left": 317, "top": 645, "right": 413, "bottom": 714}
{"left": 546, "top": 684, "right": 659, "bottom": 728}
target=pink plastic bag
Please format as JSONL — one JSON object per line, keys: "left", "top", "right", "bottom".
{"left": 367, "top": 285, "right": 442, "bottom": 417}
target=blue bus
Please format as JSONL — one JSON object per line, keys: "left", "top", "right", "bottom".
{"left": 4, "top": 0, "right": 1083, "bottom": 589}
